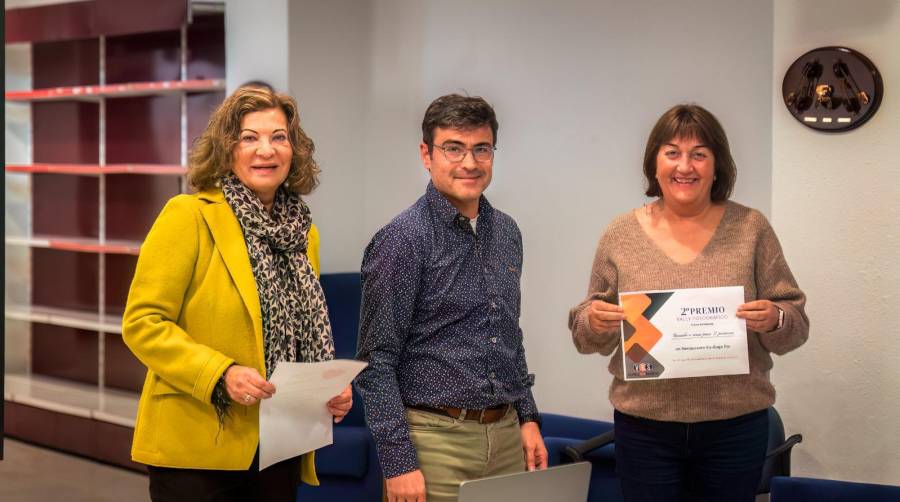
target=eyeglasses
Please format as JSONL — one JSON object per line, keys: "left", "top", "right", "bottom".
{"left": 432, "top": 143, "right": 496, "bottom": 163}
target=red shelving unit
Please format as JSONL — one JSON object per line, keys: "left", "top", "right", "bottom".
{"left": 4, "top": 1, "right": 226, "bottom": 471}
{"left": 4, "top": 78, "right": 224, "bottom": 101}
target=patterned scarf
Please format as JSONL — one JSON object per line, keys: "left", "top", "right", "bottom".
{"left": 221, "top": 174, "right": 334, "bottom": 377}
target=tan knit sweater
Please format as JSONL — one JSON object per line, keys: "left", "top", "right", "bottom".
{"left": 569, "top": 201, "right": 809, "bottom": 423}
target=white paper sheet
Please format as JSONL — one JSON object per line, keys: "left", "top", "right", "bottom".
{"left": 259, "top": 359, "right": 367, "bottom": 470}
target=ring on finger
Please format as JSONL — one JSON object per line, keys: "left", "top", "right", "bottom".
{"left": 244, "top": 393, "right": 253, "bottom": 403}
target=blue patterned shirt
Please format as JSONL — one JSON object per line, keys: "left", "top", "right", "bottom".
{"left": 355, "top": 182, "right": 540, "bottom": 478}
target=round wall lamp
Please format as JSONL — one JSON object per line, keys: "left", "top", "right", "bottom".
{"left": 782, "top": 46, "right": 883, "bottom": 132}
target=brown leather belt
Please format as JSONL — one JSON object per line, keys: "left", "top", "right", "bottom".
{"left": 409, "top": 404, "right": 512, "bottom": 424}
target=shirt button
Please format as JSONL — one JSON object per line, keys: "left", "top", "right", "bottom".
{"left": 490, "top": 301, "right": 497, "bottom": 309}
{"left": 491, "top": 337, "right": 498, "bottom": 343}
{"left": 489, "top": 372, "right": 496, "bottom": 378}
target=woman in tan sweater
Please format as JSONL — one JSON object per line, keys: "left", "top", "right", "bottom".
{"left": 568, "top": 104, "right": 808, "bottom": 502}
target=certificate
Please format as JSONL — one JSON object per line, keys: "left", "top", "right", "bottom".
{"left": 619, "top": 286, "right": 748, "bottom": 380}
{"left": 259, "top": 359, "right": 367, "bottom": 470}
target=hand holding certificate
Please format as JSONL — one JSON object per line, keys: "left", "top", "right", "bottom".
{"left": 259, "top": 359, "right": 367, "bottom": 470}
{"left": 619, "top": 286, "right": 748, "bottom": 380}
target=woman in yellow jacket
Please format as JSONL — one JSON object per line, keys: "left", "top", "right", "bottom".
{"left": 123, "top": 87, "right": 352, "bottom": 501}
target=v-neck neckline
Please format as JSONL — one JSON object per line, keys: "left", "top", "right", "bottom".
{"left": 630, "top": 201, "right": 731, "bottom": 267}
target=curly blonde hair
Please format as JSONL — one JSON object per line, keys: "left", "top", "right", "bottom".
{"left": 188, "top": 87, "right": 320, "bottom": 195}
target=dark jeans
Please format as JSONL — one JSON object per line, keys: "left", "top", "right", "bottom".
{"left": 147, "top": 450, "right": 301, "bottom": 502}
{"left": 614, "top": 408, "right": 769, "bottom": 502}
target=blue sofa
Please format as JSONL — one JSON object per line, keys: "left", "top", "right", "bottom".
{"left": 296, "top": 273, "right": 383, "bottom": 501}
{"left": 770, "top": 476, "right": 900, "bottom": 501}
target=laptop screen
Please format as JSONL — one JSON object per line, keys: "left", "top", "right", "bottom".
{"left": 458, "top": 462, "right": 592, "bottom": 502}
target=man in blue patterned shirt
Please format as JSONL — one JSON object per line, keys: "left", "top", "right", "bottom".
{"left": 356, "top": 94, "right": 547, "bottom": 502}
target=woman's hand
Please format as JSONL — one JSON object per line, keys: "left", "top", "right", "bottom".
{"left": 327, "top": 385, "right": 353, "bottom": 423}
{"left": 587, "top": 300, "right": 626, "bottom": 334}
{"left": 737, "top": 300, "right": 780, "bottom": 332}
{"left": 223, "top": 365, "right": 275, "bottom": 406}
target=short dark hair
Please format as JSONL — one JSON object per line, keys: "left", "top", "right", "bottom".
{"left": 643, "top": 104, "right": 737, "bottom": 202}
{"left": 422, "top": 94, "right": 499, "bottom": 153}
{"left": 239, "top": 80, "right": 275, "bottom": 92}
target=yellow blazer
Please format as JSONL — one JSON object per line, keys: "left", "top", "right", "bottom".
{"left": 122, "top": 188, "right": 319, "bottom": 483}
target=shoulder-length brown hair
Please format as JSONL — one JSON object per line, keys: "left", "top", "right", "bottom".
{"left": 188, "top": 87, "right": 320, "bottom": 195}
{"left": 643, "top": 104, "right": 736, "bottom": 202}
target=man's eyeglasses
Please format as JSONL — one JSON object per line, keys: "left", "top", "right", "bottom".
{"left": 432, "top": 143, "right": 496, "bottom": 163}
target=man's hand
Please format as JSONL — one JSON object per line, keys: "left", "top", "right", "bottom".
{"left": 327, "top": 385, "right": 353, "bottom": 423}
{"left": 520, "top": 421, "right": 548, "bottom": 471}
{"left": 223, "top": 365, "right": 275, "bottom": 406}
{"left": 385, "top": 469, "right": 426, "bottom": 502}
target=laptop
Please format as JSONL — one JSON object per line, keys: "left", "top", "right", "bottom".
{"left": 458, "top": 462, "right": 592, "bottom": 502}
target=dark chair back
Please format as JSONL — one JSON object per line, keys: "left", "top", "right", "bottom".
{"left": 770, "top": 476, "right": 900, "bottom": 501}
{"left": 758, "top": 407, "right": 803, "bottom": 493}
{"left": 319, "top": 272, "right": 362, "bottom": 359}
{"left": 299, "top": 273, "right": 383, "bottom": 501}
{"left": 543, "top": 413, "right": 620, "bottom": 502}
{"left": 319, "top": 272, "right": 364, "bottom": 427}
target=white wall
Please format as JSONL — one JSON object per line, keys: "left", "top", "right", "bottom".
{"left": 294, "top": 0, "right": 775, "bottom": 420}
{"left": 772, "top": 0, "right": 900, "bottom": 485}
{"left": 224, "top": 0, "right": 290, "bottom": 92}
{"left": 288, "top": 0, "right": 372, "bottom": 273}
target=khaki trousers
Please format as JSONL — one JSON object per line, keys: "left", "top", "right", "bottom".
{"left": 404, "top": 407, "right": 526, "bottom": 502}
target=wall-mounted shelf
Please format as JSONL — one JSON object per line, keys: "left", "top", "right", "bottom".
{"left": 6, "top": 163, "right": 187, "bottom": 176}
{"left": 4, "top": 78, "right": 224, "bottom": 102}
{"left": 6, "top": 234, "right": 142, "bottom": 255}
{"left": 6, "top": 304, "right": 123, "bottom": 333}
{"left": 4, "top": 373, "right": 138, "bottom": 428}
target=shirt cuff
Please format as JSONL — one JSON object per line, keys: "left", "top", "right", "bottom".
{"left": 513, "top": 391, "right": 539, "bottom": 425}
{"left": 377, "top": 438, "right": 421, "bottom": 479}
{"left": 518, "top": 412, "right": 542, "bottom": 428}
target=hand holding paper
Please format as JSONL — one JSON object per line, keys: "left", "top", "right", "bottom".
{"left": 222, "top": 365, "right": 274, "bottom": 406}
{"left": 736, "top": 299, "right": 780, "bottom": 332}
{"left": 258, "top": 359, "right": 367, "bottom": 470}
{"left": 327, "top": 385, "right": 353, "bottom": 423}
{"left": 587, "top": 300, "right": 626, "bottom": 334}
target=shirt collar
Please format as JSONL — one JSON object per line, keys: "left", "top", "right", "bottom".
{"left": 425, "top": 182, "right": 493, "bottom": 230}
